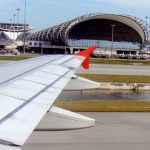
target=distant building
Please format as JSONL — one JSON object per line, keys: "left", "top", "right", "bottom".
{"left": 0, "top": 23, "right": 32, "bottom": 50}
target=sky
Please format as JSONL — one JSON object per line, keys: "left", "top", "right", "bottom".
{"left": 0, "top": 0, "right": 150, "bottom": 31}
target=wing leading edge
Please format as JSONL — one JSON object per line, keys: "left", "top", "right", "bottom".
{"left": 0, "top": 46, "right": 97, "bottom": 148}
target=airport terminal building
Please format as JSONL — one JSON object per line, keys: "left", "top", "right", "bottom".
{"left": 0, "top": 23, "right": 31, "bottom": 44}
{"left": 27, "top": 13, "right": 150, "bottom": 57}
{"left": 0, "top": 23, "right": 32, "bottom": 53}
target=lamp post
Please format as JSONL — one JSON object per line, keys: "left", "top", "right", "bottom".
{"left": 110, "top": 24, "right": 116, "bottom": 58}
{"left": 10, "top": 18, "right": 13, "bottom": 29}
{"left": 145, "top": 16, "right": 149, "bottom": 29}
{"left": 13, "top": 13, "right": 16, "bottom": 24}
{"left": 23, "top": 0, "right": 27, "bottom": 54}
{"left": 16, "top": 8, "right": 20, "bottom": 24}
{"left": 10, "top": 18, "right": 13, "bottom": 40}
{"left": 16, "top": 8, "right": 20, "bottom": 40}
{"left": 13, "top": 14, "right": 16, "bottom": 42}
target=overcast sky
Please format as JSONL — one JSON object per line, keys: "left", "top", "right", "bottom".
{"left": 0, "top": 0, "right": 150, "bottom": 31}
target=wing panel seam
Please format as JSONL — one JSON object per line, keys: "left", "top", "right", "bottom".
{"left": 0, "top": 69, "right": 73, "bottom": 124}
{"left": 0, "top": 93, "right": 26, "bottom": 102}
{"left": 0, "top": 55, "right": 64, "bottom": 86}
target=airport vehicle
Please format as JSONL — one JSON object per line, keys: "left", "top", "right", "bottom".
{"left": 0, "top": 46, "right": 99, "bottom": 150}
{"left": 0, "top": 43, "right": 20, "bottom": 55}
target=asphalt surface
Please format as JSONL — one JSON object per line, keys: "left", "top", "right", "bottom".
{"left": 77, "top": 64, "right": 150, "bottom": 75}
{"left": 23, "top": 112, "right": 150, "bottom": 150}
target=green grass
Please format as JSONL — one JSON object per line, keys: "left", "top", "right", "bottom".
{"left": 54, "top": 100, "right": 150, "bottom": 112}
{"left": 0, "top": 56, "right": 33, "bottom": 60}
{"left": 77, "top": 73, "right": 150, "bottom": 83}
{"left": 90, "top": 58, "right": 150, "bottom": 65}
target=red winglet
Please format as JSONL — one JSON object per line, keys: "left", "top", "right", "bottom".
{"left": 74, "top": 46, "right": 98, "bottom": 69}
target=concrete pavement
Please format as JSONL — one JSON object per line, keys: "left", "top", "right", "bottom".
{"left": 23, "top": 112, "right": 150, "bottom": 150}
{"left": 77, "top": 64, "right": 150, "bottom": 75}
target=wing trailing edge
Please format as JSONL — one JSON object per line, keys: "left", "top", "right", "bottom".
{"left": 65, "top": 75, "right": 100, "bottom": 90}
{"left": 0, "top": 145, "right": 21, "bottom": 150}
{"left": 35, "top": 106, "right": 95, "bottom": 131}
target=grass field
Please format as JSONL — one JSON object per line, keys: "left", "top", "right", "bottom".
{"left": 0, "top": 56, "right": 33, "bottom": 60}
{"left": 54, "top": 100, "right": 150, "bottom": 112}
{"left": 77, "top": 73, "right": 150, "bottom": 83}
{"left": 90, "top": 58, "right": 150, "bottom": 65}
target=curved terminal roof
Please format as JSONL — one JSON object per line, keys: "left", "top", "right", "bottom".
{"left": 27, "top": 13, "right": 150, "bottom": 49}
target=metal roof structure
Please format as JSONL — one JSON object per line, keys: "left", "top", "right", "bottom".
{"left": 0, "top": 23, "right": 29, "bottom": 32}
{"left": 27, "top": 13, "right": 150, "bottom": 49}
{"left": 0, "top": 23, "right": 32, "bottom": 41}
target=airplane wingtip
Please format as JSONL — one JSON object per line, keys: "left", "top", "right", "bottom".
{"left": 74, "top": 46, "right": 98, "bottom": 69}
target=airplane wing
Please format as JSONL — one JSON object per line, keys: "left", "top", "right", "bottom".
{"left": 0, "top": 46, "right": 97, "bottom": 149}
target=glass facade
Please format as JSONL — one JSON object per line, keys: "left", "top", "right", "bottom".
{"left": 68, "top": 39, "right": 140, "bottom": 49}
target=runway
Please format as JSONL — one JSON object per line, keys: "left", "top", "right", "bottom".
{"left": 77, "top": 64, "right": 150, "bottom": 75}
{"left": 23, "top": 112, "right": 150, "bottom": 150}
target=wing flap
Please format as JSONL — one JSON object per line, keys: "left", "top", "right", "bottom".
{"left": 36, "top": 106, "right": 95, "bottom": 131}
{"left": 0, "top": 145, "right": 21, "bottom": 150}
{"left": 65, "top": 75, "right": 100, "bottom": 90}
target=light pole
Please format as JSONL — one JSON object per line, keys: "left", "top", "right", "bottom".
{"left": 110, "top": 24, "right": 116, "bottom": 58}
{"left": 23, "top": 0, "right": 27, "bottom": 54}
{"left": 16, "top": 8, "right": 20, "bottom": 39}
{"left": 10, "top": 18, "right": 13, "bottom": 29}
{"left": 13, "top": 13, "right": 16, "bottom": 24}
{"left": 13, "top": 14, "right": 16, "bottom": 42}
{"left": 10, "top": 18, "right": 13, "bottom": 40}
{"left": 16, "top": 8, "right": 20, "bottom": 24}
{"left": 145, "top": 16, "right": 149, "bottom": 28}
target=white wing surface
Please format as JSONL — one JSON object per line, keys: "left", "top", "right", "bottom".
{"left": 0, "top": 46, "right": 97, "bottom": 148}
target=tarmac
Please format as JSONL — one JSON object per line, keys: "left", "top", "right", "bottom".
{"left": 77, "top": 64, "right": 150, "bottom": 75}
{"left": 23, "top": 112, "right": 150, "bottom": 150}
